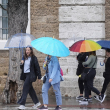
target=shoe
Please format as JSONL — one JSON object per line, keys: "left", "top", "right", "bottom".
{"left": 54, "top": 106, "right": 62, "bottom": 110}
{"left": 32, "top": 102, "right": 41, "bottom": 108}
{"left": 18, "top": 105, "right": 26, "bottom": 109}
{"left": 88, "top": 97, "right": 92, "bottom": 101}
{"left": 76, "top": 96, "right": 84, "bottom": 100}
{"left": 79, "top": 98, "right": 88, "bottom": 105}
{"left": 38, "top": 105, "right": 48, "bottom": 110}
{"left": 99, "top": 94, "right": 106, "bottom": 103}
{"left": 94, "top": 95, "right": 99, "bottom": 101}
{"left": 94, "top": 94, "right": 106, "bottom": 103}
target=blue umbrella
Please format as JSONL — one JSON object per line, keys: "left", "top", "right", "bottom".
{"left": 97, "top": 40, "right": 110, "bottom": 66}
{"left": 5, "top": 33, "right": 36, "bottom": 55}
{"left": 97, "top": 40, "right": 110, "bottom": 49}
{"left": 31, "top": 37, "right": 70, "bottom": 57}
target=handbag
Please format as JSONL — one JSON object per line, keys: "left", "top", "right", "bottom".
{"left": 43, "top": 55, "right": 51, "bottom": 83}
{"left": 103, "top": 72, "right": 106, "bottom": 78}
{"left": 60, "top": 68, "right": 63, "bottom": 76}
{"left": 43, "top": 76, "right": 46, "bottom": 83}
{"left": 81, "top": 57, "right": 97, "bottom": 80}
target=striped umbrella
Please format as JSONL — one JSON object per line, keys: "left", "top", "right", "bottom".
{"left": 69, "top": 40, "right": 101, "bottom": 52}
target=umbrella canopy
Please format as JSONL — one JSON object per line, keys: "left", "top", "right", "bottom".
{"left": 69, "top": 40, "right": 101, "bottom": 52}
{"left": 97, "top": 40, "right": 110, "bottom": 49}
{"left": 31, "top": 37, "right": 70, "bottom": 57}
{"left": 5, "top": 33, "right": 36, "bottom": 48}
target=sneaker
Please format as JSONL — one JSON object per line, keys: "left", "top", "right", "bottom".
{"left": 76, "top": 96, "right": 84, "bottom": 100}
{"left": 54, "top": 106, "right": 62, "bottom": 110}
{"left": 18, "top": 105, "right": 26, "bottom": 109}
{"left": 99, "top": 94, "right": 106, "bottom": 103}
{"left": 38, "top": 105, "right": 48, "bottom": 110}
{"left": 79, "top": 98, "right": 88, "bottom": 105}
{"left": 94, "top": 95, "right": 99, "bottom": 101}
{"left": 88, "top": 97, "right": 92, "bottom": 101}
{"left": 32, "top": 102, "right": 41, "bottom": 108}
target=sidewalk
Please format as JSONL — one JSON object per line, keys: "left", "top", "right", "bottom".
{"left": 0, "top": 95, "right": 110, "bottom": 110}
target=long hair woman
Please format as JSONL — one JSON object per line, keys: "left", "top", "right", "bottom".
{"left": 38, "top": 55, "right": 63, "bottom": 110}
{"left": 79, "top": 51, "right": 103, "bottom": 104}
{"left": 18, "top": 46, "right": 42, "bottom": 109}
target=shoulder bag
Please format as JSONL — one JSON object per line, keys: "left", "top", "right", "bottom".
{"left": 81, "top": 57, "right": 97, "bottom": 80}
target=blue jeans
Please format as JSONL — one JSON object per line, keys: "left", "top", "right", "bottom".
{"left": 42, "top": 78, "right": 62, "bottom": 105}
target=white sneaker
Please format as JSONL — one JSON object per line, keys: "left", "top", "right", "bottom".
{"left": 18, "top": 105, "right": 26, "bottom": 109}
{"left": 32, "top": 102, "right": 41, "bottom": 108}
{"left": 79, "top": 98, "right": 88, "bottom": 105}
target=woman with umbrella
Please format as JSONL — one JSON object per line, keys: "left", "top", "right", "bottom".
{"left": 80, "top": 51, "right": 104, "bottom": 104}
{"left": 38, "top": 55, "right": 63, "bottom": 110}
{"left": 31, "top": 37, "right": 70, "bottom": 110}
{"left": 76, "top": 52, "right": 92, "bottom": 100}
{"left": 18, "top": 45, "right": 42, "bottom": 109}
{"left": 69, "top": 40, "right": 104, "bottom": 104}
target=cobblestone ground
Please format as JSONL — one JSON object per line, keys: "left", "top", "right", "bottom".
{"left": 0, "top": 96, "right": 110, "bottom": 110}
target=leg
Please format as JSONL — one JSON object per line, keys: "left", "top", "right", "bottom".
{"left": 52, "top": 82, "right": 62, "bottom": 106}
{"left": 101, "top": 78, "right": 110, "bottom": 94}
{"left": 29, "top": 85, "right": 39, "bottom": 104}
{"left": 86, "top": 69, "right": 100, "bottom": 96}
{"left": 42, "top": 80, "right": 51, "bottom": 105}
{"left": 84, "top": 81, "right": 89, "bottom": 99}
{"left": 78, "top": 78, "right": 84, "bottom": 95}
{"left": 89, "top": 90, "right": 92, "bottom": 98}
{"left": 18, "top": 74, "right": 32, "bottom": 105}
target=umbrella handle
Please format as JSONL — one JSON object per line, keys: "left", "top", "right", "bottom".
{"left": 100, "top": 61, "right": 104, "bottom": 66}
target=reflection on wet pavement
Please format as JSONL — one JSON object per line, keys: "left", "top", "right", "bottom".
{"left": 0, "top": 96, "right": 110, "bottom": 110}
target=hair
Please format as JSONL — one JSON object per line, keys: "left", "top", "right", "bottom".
{"left": 89, "top": 51, "right": 96, "bottom": 56}
{"left": 106, "top": 49, "right": 110, "bottom": 53}
{"left": 24, "top": 46, "right": 34, "bottom": 59}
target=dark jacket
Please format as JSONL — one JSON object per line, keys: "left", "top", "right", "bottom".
{"left": 104, "top": 57, "right": 110, "bottom": 79}
{"left": 76, "top": 52, "right": 89, "bottom": 76}
{"left": 20, "top": 55, "right": 41, "bottom": 82}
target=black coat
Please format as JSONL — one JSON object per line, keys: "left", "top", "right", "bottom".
{"left": 104, "top": 57, "right": 110, "bottom": 79}
{"left": 76, "top": 52, "right": 89, "bottom": 76}
{"left": 20, "top": 55, "right": 41, "bottom": 82}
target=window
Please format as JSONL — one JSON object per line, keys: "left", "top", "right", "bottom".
{"left": 0, "top": 0, "right": 30, "bottom": 50}
{"left": 0, "top": 0, "right": 8, "bottom": 40}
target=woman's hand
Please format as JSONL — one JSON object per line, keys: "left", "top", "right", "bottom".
{"left": 38, "top": 79, "right": 41, "bottom": 83}
{"left": 43, "top": 61, "right": 47, "bottom": 67}
{"left": 49, "top": 79, "right": 52, "bottom": 83}
{"left": 21, "top": 60, "right": 24, "bottom": 64}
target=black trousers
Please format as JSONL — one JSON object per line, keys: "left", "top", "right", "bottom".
{"left": 84, "top": 68, "right": 100, "bottom": 99}
{"left": 18, "top": 73, "right": 39, "bottom": 105}
{"left": 78, "top": 77, "right": 91, "bottom": 95}
{"left": 101, "top": 78, "right": 110, "bottom": 94}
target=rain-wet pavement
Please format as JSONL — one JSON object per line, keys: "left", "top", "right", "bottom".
{"left": 0, "top": 95, "right": 110, "bottom": 110}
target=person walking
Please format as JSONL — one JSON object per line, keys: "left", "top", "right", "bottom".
{"left": 18, "top": 46, "right": 42, "bottom": 109}
{"left": 79, "top": 51, "right": 104, "bottom": 104}
{"left": 94, "top": 49, "right": 110, "bottom": 102}
{"left": 38, "top": 55, "right": 63, "bottom": 110}
{"left": 76, "top": 52, "right": 92, "bottom": 100}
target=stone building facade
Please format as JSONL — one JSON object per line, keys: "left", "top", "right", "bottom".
{"left": 0, "top": 0, "right": 110, "bottom": 97}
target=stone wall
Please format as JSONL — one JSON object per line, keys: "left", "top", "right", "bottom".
{"left": 59, "top": 0, "right": 106, "bottom": 97}
{"left": 31, "top": 0, "right": 59, "bottom": 95}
